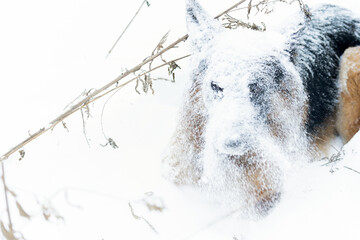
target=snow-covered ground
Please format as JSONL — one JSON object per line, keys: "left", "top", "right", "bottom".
{"left": 0, "top": 0, "right": 360, "bottom": 239}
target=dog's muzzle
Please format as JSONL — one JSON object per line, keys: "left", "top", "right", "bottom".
{"left": 221, "top": 133, "right": 255, "bottom": 154}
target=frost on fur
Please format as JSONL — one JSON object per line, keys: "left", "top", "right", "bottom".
{"left": 163, "top": 0, "right": 360, "bottom": 215}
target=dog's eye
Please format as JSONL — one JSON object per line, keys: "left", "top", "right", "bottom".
{"left": 211, "top": 81, "right": 223, "bottom": 93}
{"left": 249, "top": 83, "right": 262, "bottom": 96}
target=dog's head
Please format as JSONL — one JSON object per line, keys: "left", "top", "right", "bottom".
{"left": 186, "top": 0, "right": 308, "bottom": 163}
{"left": 185, "top": 1, "right": 311, "bottom": 210}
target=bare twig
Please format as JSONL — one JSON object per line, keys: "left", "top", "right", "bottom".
{"left": 128, "top": 202, "right": 158, "bottom": 234}
{"left": 222, "top": 13, "right": 266, "bottom": 31}
{"left": 227, "top": 0, "right": 283, "bottom": 13}
{"left": 91, "top": 54, "right": 191, "bottom": 103}
{"left": 344, "top": 166, "right": 360, "bottom": 175}
{"left": 0, "top": 167, "right": 30, "bottom": 239}
{"left": 215, "top": 0, "right": 247, "bottom": 19}
{"left": 1, "top": 163, "right": 13, "bottom": 235}
{"left": 295, "top": 0, "right": 311, "bottom": 19}
{"left": 225, "top": 0, "right": 310, "bottom": 19}
{"left": 106, "top": 0, "right": 151, "bottom": 58}
{"left": 80, "top": 108, "right": 91, "bottom": 147}
{"left": 321, "top": 150, "right": 344, "bottom": 166}
{"left": 100, "top": 87, "right": 120, "bottom": 142}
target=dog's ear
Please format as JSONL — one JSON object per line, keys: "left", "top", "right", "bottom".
{"left": 186, "top": 0, "right": 222, "bottom": 52}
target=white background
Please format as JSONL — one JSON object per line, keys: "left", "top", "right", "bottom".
{"left": 0, "top": 0, "right": 360, "bottom": 239}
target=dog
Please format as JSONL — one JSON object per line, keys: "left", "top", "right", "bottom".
{"left": 163, "top": 0, "right": 360, "bottom": 215}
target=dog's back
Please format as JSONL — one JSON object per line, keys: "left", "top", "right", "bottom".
{"left": 289, "top": 5, "right": 360, "bottom": 137}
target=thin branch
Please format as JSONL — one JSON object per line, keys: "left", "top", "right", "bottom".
{"left": 225, "top": 0, "right": 311, "bottom": 19}
{"left": 344, "top": 166, "right": 360, "bottom": 175}
{"left": 227, "top": 0, "right": 283, "bottom": 13}
{"left": 1, "top": 163, "right": 13, "bottom": 235}
{"left": 100, "top": 85, "right": 122, "bottom": 145}
{"left": 50, "top": 34, "right": 189, "bottom": 126}
{"left": 215, "top": 0, "right": 247, "bottom": 19}
{"left": 106, "top": 0, "right": 151, "bottom": 58}
{"left": 295, "top": 0, "right": 311, "bottom": 19}
{"left": 80, "top": 108, "right": 91, "bottom": 147}
{"left": 128, "top": 202, "right": 158, "bottom": 234}
{"left": 90, "top": 54, "right": 191, "bottom": 104}
{"left": 222, "top": 13, "right": 266, "bottom": 31}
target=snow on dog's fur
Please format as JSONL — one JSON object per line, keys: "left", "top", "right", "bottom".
{"left": 163, "top": 0, "right": 360, "bottom": 215}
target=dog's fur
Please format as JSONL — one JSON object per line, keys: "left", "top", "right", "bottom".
{"left": 163, "top": 0, "right": 360, "bottom": 215}
{"left": 337, "top": 46, "right": 360, "bottom": 143}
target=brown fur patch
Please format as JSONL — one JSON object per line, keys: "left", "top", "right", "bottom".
{"left": 242, "top": 161, "right": 281, "bottom": 211}
{"left": 336, "top": 47, "right": 360, "bottom": 143}
{"left": 163, "top": 79, "right": 206, "bottom": 185}
{"left": 312, "top": 112, "right": 337, "bottom": 156}
{"left": 222, "top": 151, "right": 281, "bottom": 209}
{"left": 267, "top": 87, "right": 308, "bottom": 141}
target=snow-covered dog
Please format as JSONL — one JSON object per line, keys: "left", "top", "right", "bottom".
{"left": 163, "top": 0, "right": 360, "bottom": 214}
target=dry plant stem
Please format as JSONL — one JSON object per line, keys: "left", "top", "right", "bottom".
{"left": 106, "top": 0, "right": 150, "bottom": 58}
{"left": 226, "top": 0, "right": 297, "bottom": 14}
{"left": 128, "top": 202, "right": 158, "bottom": 234}
{"left": 344, "top": 166, "right": 360, "bottom": 175}
{"left": 90, "top": 54, "right": 191, "bottom": 103}
{"left": 215, "top": 0, "right": 247, "bottom": 19}
{"left": 228, "top": 0, "right": 280, "bottom": 11}
{"left": 80, "top": 108, "right": 91, "bottom": 147}
{"left": 49, "top": 34, "right": 188, "bottom": 126}
{"left": 0, "top": 34, "right": 188, "bottom": 162}
{"left": 1, "top": 163, "right": 13, "bottom": 234}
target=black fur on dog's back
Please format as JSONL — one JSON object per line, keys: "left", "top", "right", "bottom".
{"left": 288, "top": 4, "right": 360, "bottom": 134}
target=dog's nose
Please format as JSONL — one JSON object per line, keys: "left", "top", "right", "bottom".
{"left": 223, "top": 135, "right": 253, "bottom": 153}
{"left": 224, "top": 139, "right": 242, "bottom": 149}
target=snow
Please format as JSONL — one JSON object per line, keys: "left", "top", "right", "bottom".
{"left": 0, "top": 0, "right": 360, "bottom": 239}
